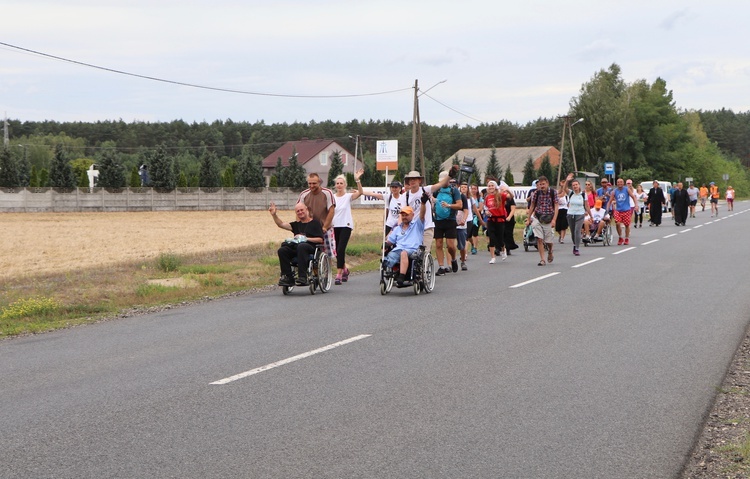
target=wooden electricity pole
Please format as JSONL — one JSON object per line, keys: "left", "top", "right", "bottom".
{"left": 410, "top": 80, "right": 426, "bottom": 176}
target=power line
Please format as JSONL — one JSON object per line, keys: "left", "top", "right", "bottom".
{"left": 0, "top": 41, "right": 412, "bottom": 99}
{"left": 421, "top": 92, "right": 485, "bottom": 123}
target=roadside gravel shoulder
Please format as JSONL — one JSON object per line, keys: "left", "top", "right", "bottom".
{"left": 683, "top": 329, "right": 750, "bottom": 478}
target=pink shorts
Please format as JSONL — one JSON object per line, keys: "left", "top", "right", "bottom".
{"left": 614, "top": 210, "right": 631, "bottom": 226}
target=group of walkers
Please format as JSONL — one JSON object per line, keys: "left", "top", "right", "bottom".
{"left": 269, "top": 167, "right": 735, "bottom": 286}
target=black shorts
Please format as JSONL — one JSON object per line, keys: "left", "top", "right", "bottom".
{"left": 689, "top": 199, "right": 697, "bottom": 206}
{"left": 468, "top": 222, "right": 479, "bottom": 238}
{"left": 434, "top": 219, "right": 458, "bottom": 239}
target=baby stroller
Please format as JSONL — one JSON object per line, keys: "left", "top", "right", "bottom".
{"left": 522, "top": 224, "right": 539, "bottom": 252}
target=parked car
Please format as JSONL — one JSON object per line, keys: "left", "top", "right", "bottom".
{"left": 640, "top": 181, "right": 673, "bottom": 212}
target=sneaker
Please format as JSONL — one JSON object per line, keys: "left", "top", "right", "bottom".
{"left": 617, "top": 238, "right": 624, "bottom": 246}
{"left": 342, "top": 268, "right": 350, "bottom": 282}
{"left": 278, "top": 275, "right": 294, "bottom": 286}
{"left": 624, "top": 238, "right": 629, "bottom": 245}
{"left": 451, "top": 259, "right": 459, "bottom": 273}
{"left": 471, "top": 247, "right": 477, "bottom": 255}
{"left": 461, "top": 262, "right": 468, "bottom": 271}
{"left": 500, "top": 251, "right": 507, "bottom": 261}
{"left": 295, "top": 277, "right": 309, "bottom": 286}
{"left": 335, "top": 276, "right": 342, "bottom": 285}
{"left": 435, "top": 267, "right": 446, "bottom": 276}
{"left": 573, "top": 248, "right": 580, "bottom": 256}
{"left": 489, "top": 257, "right": 496, "bottom": 264}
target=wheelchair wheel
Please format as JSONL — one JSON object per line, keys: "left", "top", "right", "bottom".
{"left": 282, "top": 285, "right": 293, "bottom": 295}
{"left": 380, "top": 274, "right": 393, "bottom": 295}
{"left": 603, "top": 224, "right": 613, "bottom": 246}
{"left": 421, "top": 252, "right": 435, "bottom": 293}
{"left": 318, "top": 253, "right": 332, "bottom": 293}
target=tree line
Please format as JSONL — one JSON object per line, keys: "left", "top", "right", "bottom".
{"left": 1, "top": 63, "right": 749, "bottom": 194}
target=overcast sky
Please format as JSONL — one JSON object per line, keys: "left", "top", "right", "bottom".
{"left": 2, "top": 0, "right": 748, "bottom": 128}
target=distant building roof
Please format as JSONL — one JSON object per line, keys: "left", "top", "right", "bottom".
{"left": 262, "top": 139, "right": 350, "bottom": 168}
{"left": 441, "top": 146, "right": 561, "bottom": 185}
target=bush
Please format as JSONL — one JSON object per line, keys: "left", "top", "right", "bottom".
{"left": 156, "top": 253, "right": 182, "bottom": 272}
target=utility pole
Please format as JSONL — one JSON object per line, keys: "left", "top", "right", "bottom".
{"left": 556, "top": 116, "right": 583, "bottom": 185}
{"left": 411, "top": 80, "right": 418, "bottom": 173}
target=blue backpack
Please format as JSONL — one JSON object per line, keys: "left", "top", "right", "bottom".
{"left": 434, "top": 186, "right": 459, "bottom": 221}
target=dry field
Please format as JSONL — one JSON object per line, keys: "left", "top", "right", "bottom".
{"left": 0, "top": 209, "right": 386, "bottom": 279}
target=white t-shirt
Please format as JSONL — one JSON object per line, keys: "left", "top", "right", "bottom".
{"left": 384, "top": 194, "right": 406, "bottom": 229}
{"left": 332, "top": 193, "right": 355, "bottom": 229}
{"left": 589, "top": 207, "right": 608, "bottom": 222}
{"left": 405, "top": 186, "right": 435, "bottom": 229}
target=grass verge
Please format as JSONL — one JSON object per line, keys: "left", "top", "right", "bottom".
{"left": 0, "top": 226, "right": 525, "bottom": 338}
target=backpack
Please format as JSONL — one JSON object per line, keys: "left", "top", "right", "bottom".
{"left": 434, "top": 186, "right": 459, "bottom": 221}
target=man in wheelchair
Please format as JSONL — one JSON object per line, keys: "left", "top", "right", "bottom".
{"left": 583, "top": 199, "right": 610, "bottom": 241}
{"left": 269, "top": 201, "right": 324, "bottom": 287}
{"left": 383, "top": 196, "right": 427, "bottom": 286}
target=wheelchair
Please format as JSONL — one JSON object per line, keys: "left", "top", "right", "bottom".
{"left": 281, "top": 245, "right": 333, "bottom": 295}
{"left": 582, "top": 220, "right": 613, "bottom": 246}
{"left": 379, "top": 245, "right": 436, "bottom": 295}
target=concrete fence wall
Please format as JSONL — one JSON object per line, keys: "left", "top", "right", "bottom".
{"left": 0, "top": 187, "right": 387, "bottom": 213}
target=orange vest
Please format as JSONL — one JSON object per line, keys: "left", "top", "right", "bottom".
{"left": 710, "top": 185, "right": 719, "bottom": 199}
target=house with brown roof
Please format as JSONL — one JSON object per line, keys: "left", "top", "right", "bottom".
{"left": 440, "top": 146, "right": 561, "bottom": 185}
{"left": 261, "top": 139, "right": 363, "bottom": 186}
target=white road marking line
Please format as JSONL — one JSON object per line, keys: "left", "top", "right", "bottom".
{"left": 509, "top": 272, "right": 560, "bottom": 288}
{"left": 642, "top": 239, "right": 659, "bottom": 245}
{"left": 694, "top": 225, "right": 703, "bottom": 229}
{"left": 680, "top": 228, "right": 691, "bottom": 233}
{"left": 663, "top": 234, "right": 678, "bottom": 238}
{"left": 706, "top": 221, "right": 713, "bottom": 224}
{"left": 612, "top": 246, "right": 636, "bottom": 255}
{"left": 571, "top": 257, "right": 605, "bottom": 268}
{"left": 210, "top": 334, "right": 372, "bottom": 385}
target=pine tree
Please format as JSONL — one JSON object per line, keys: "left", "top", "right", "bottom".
{"left": 199, "top": 147, "right": 221, "bottom": 187}
{"left": 48, "top": 144, "right": 76, "bottom": 188}
{"left": 222, "top": 165, "right": 235, "bottom": 187}
{"left": 149, "top": 144, "right": 176, "bottom": 190}
{"left": 522, "top": 157, "right": 536, "bottom": 185}
{"left": 97, "top": 149, "right": 126, "bottom": 188}
{"left": 129, "top": 166, "right": 141, "bottom": 187}
{"left": 484, "top": 146, "right": 501, "bottom": 182}
{"left": 178, "top": 171, "right": 188, "bottom": 187}
{"left": 0, "top": 146, "right": 20, "bottom": 187}
{"left": 537, "top": 155, "right": 554, "bottom": 181}
{"left": 275, "top": 157, "right": 287, "bottom": 187}
{"left": 285, "top": 151, "right": 307, "bottom": 189}
{"left": 504, "top": 164, "right": 515, "bottom": 185}
{"left": 29, "top": 165, "right": 39, "bottom": 187}
{"left": 236, "top": 146, "right": 264, "bottom": 187}
{"left": 327, "top": 150, "right": 344, "bottom": 187}
{"left": 39, "top": 168, "right": 49, "bottom": 187}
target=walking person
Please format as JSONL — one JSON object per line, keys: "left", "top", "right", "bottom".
{"left": 566, "top": 179, "right": 591, "bottom": 256}
{"left": 709, "top": 182, "right": 720, "bottom": 217}
{"left": 634, "top": 184, "right": 647, "bottom": 227}
{"left": 331, "top": 169, "right": 364, "bottom": 285}
{"left": 502, "top": 186, "right": 518, "bottom": 255}
{"left": 525, "top": 176, "right": 558, "bottom": 266}
{"left": 584, "top": 180, "right": 597, "bottom": 208}
{"left": 699, "top": 183, "right": 709, "bottom": 212}
{"left": 556, "top": 178, "right": 569, "bottom": 244}
{"left": 298, "top": 172, "right": 336, "bottom": 257}
{"left": 646, "top": 180, "right": 666, "bottom": 226}
{"left": 607, "top": 178, "right": 639, "bottom": 245}
{"left": 456, "top": 181, "right": 471, "bottom": 270}
{"left": 468, "top": 184, "right": 483, "bottom": 255}
{"left": 726, "top": 185, "right": 735, "bottom": 211}
{"left": 367, "top": 180, "right": 405, "bottom": 236}
{"left": 673, "top": 182, "right": 689, "bottom": 226}
{"left": 686, "top": 183, "right": 699, "bottom": 218}
{"left": 433, "top": 172, "right": 463, "bottom": 275}
{"left": 483, "top": 180, "right": 509, "bottom": 264}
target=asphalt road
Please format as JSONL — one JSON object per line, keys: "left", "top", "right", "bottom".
{"left": 2, "top": 204, "right": 749, "bottom": 479}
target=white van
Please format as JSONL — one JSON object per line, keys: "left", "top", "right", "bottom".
{"left": 640, "top": 181, "right": 672, "bottom": 212}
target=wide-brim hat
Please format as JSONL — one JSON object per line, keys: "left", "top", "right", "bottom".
{"left": 404, "top": 170, "right": 423, "bottom": 179}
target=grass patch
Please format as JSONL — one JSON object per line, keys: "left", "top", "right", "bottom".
{"left": 156, "top": 252, "right": 182, "bottom": 272}
{"left": 0, "top": 228, "right": 523, "bottom": 338}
